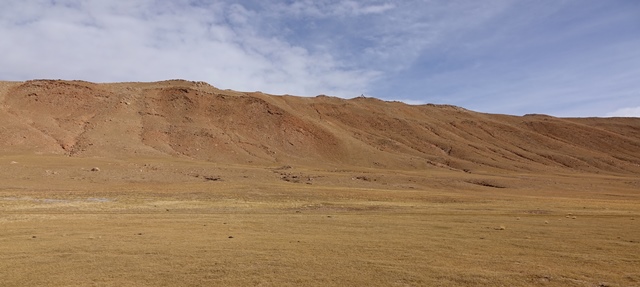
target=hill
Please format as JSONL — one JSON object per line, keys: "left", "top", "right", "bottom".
{"left": 1, "top": 79, "right": 639, "bottom": 175}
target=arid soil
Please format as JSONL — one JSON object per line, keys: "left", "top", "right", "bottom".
{"left": 0, "top": 80, "right": 639, "bottom": 286}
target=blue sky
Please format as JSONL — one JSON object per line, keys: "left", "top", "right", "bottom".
{"left": 1, "top": 0, "right": 639, "bottom": 117}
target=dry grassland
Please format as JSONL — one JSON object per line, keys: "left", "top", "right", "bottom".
{"left": 1, "top": 155, "right": 639, "bottom": 287}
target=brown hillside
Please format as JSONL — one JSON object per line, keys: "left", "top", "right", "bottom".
{"left": 1, "top": 79, "right": 639, "bottom": 174}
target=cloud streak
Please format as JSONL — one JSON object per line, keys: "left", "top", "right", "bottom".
{"left": 607, "top": 107, "right": 640, "bottom": 118}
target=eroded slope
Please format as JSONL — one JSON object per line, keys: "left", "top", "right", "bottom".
{"left": 1, "top": 79, "right": 639, "bottom": 174}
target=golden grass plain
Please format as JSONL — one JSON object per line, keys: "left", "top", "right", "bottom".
{"left": 1, "top": 155, "right": 639, "bottom": 287}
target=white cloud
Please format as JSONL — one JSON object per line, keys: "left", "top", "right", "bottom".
{"left": 358, "top": 3, "right": 395, "bottom": 15}
{"left": 271, "top": 1, "right": 395, "bottom": 18}
{"left": 0, "top": 0, "right": 521, "bottom": 98}
{"left": 0, "top": 1, "right": 380, "bottom": 97}
{"left": 606, "top": 106, "right": 640, "bottom": 118}
{"left": 392, "top": 99, "right": 427, "bottom": 106}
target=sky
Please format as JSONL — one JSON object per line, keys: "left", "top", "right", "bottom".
{"left": 1, "top": 0, "right": 639, "bottom": 117}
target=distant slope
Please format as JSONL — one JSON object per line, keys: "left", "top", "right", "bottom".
{"left": 1, "top": 79, "right": 639, "bottom": 174}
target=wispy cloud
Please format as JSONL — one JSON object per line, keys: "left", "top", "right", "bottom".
{"left": 270, "top": 1, "right": 396, "bottom": 17}
{"left": 607, "top": 106, "right": 640, "bottom": 118}
{"left": 1, "top": 0, "right": 639, "bottom": 117}
{"left": 369, "top": 0, "right": 640, "bottom": 117}
{"left": 0, "top": 0, "right": 380, "bottom": 97}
